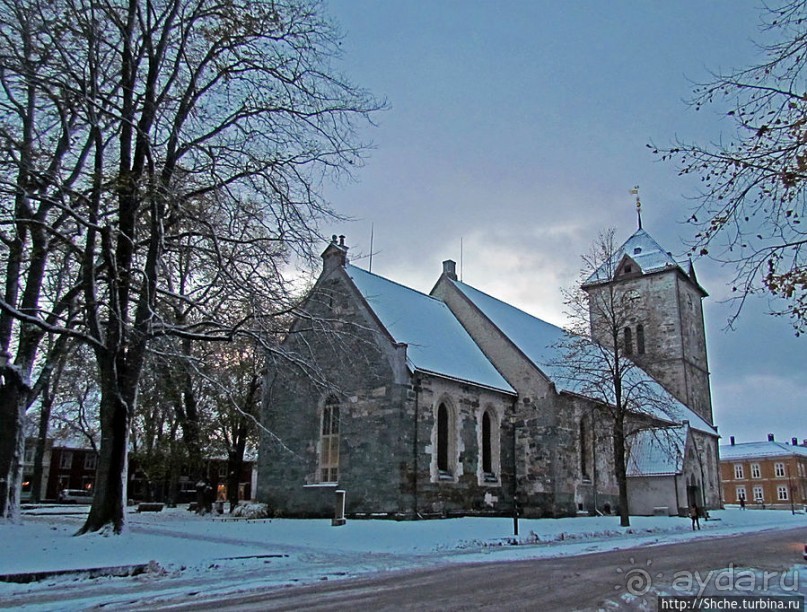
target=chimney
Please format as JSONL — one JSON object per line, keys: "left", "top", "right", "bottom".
{"left": 792, "top": 437, "right": 798, "bottom": 446}
{"left": 442, "top": 260, "right": 457, "bottom": 281}
{"left": 321, "top": 234, "right": 349, "bottom": 272}
{"left": 767, "top": 433, "right": 774, "bottom": 442}
{"left": 730, "top": 436, "right": 735, "bottom": 446}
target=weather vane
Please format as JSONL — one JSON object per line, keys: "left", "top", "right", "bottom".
{"left": 630, "top": 185, "right": 642, "bottom": 229}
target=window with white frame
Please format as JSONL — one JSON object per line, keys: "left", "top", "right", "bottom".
{"left": 24, "top": 446, "right": 35, "bottom": 464}
{"left": 735, "top": 486, "right": 746, "bottom": 501}
{"left": 751, "top": 463, "right": 761, "bottom": 479}
{"left": 733, "top": 464, "right": 744, "bottom": 479}
{"left": 59, "top": 451, "right": 73, "bottom": 470}
{"left": 753, "top": 486, "right": 763, "bottom": 502}
{"left": 84, "top": 453, "right": 97, "bottom": 471}
{"left": 775, "top": 462, "right": 786, "bottom": 477}
{"left": 436, "top": 402, "right": 456, "bottom": 479}
{"left": 777, "top": 486, "right": 789, "bottom": 501}
{"left": 481, "top": 411, "right": 493, "bottom": 476}
{"left": 319, "top": 396, "right": 340, "bottom": 483}
{"left": 480, "top": 408, "right": 500, "bottom": 483}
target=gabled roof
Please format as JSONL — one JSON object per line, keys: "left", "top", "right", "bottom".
{"left": 345, "top": 265, "right": 515, "bottom": 395}
{"left": 719, "top": 441, "right": 807, "bottom": 461}
{"left": 627, "top": 425, "right": 688, "bottom": 477}
{"left": 583, "top": 229, "right": 705, "bottom": 294}
{"left": 449, "top": 279, "right": 716, "bottom": 434}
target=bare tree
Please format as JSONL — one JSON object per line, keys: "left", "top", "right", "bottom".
{"left": 0, "top": 0, "right": 381, "bottom": 532}
{"left": 656, "top": 0, "right": 807, "bottom": 332}
{"left": 554, "top": 229, "right": 676, "bottom": 527}
{"left": 0, "top": 0, "right": 86, "bottom": 520}
{"left": 204, "top": 338, "right": 263, "bottom": 512}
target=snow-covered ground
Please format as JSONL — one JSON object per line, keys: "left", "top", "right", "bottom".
{"left": 1, "top": 505, "right": 805, "bottom": 610}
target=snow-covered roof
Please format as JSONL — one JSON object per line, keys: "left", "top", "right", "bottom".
{"left": 345, "top": 265, "right": 515, "bottom": 395}
{"left": 451, "top": 279, "right": 716, "bottom": 434}
{"left": 719, "top": 441, "right": 807, "bottom": 461}
{"left": 584, "top": 229, "right": 691, "bottom": 286}
{"left": 627, "top": 425, "right": 687, "bottom": 477}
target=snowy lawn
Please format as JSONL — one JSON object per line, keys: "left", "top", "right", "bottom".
{"left": 1, "top": 506, "right": 805, "bottom": 610}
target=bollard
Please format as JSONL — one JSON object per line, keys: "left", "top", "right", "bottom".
{"left": 332, "top": 489, "right": 346, "bottom": 526}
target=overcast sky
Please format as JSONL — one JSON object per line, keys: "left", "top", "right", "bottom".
{"left": 318, "top": 0, "right": 805, "bottom": 446}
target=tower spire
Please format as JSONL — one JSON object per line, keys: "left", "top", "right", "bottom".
{"left": 630, "top": 185, "right": 642, "bottom": 229}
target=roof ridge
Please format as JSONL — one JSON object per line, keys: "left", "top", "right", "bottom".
{"left": 453, "top": 278, "right": 564, "bottom": 331}
{"left": 347, "top": 263, "right": 447, "bottom": 306}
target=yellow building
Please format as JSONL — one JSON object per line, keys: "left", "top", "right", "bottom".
{"left": 720, "top": 435, "right": 807, "bottom": 510}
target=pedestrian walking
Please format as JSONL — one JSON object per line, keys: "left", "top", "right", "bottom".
{"left": 690, "top": 503, "right": 701, "bottom": 530}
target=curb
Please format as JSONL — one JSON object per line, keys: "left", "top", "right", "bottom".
{"left": 0, "top": 563, "right": 152, "bottom": 584}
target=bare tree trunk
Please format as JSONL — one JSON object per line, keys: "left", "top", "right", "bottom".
{"left": 29, "top": 390, "right": 53, "bottom": 504}
{"left": 227, "top": 419, "right": 248, "bottom": 512}
{"left": 0, "top": 387, "right": 26, "bottom": 520}
{"left": 78, "top": 377, "right": 131, "bottom": 534}
{"left": 174, "top": 357, "right": 203, "bottom": 481}
{"left": 612, "top": 414, "right": 630, "bottom": 527}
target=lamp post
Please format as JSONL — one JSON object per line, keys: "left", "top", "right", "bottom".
{"left": 787, "top": 464, "right": 796, "bottom": 515}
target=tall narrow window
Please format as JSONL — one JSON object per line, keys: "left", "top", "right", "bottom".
{"left": 437, "top": 403, "right": 450, "bottom": 474}
{"left": 623, "top": 327, "right": 633, "bottom": 355}
{"left": 636, "top": 324, "right": 645, "bottom": 355}
{"left": 481, "top": 411, "right": 492, "bottom": 475}
{"left": 580, "top": 418, "right": 589, "bottom": 480}
{"left": 319, "top": 396, "right": 340, "bottom": 483}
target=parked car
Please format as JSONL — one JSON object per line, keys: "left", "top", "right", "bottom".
{"left": 58, "top": 489, "right": 93, "bottom": 504}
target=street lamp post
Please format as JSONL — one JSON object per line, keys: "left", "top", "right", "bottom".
{"left": 787, "top": 465, "right": 796, "bottom": 515}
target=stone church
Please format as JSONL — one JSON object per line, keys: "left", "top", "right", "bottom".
{"left": 258, "top": 227, "right": 722, "bottom": 519}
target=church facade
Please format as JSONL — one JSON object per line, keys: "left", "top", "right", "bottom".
{"left": 258, "top": 229, "right": 721, "bottom": 519}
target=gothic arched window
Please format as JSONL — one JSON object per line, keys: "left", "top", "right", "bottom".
{"left": 623, "top": 327, "right": 633, "bottom": 355}
{"left": 636, "top": 324, "right": 645, "bottom": 355}
{"left": 319, "top": 396, "right": 340, "bottom": 483}
{"left": 437, "top": 403, "right": 451, "bottom": 474}
{"left": 481, "top": 411, "right": 493, "bottom": 475}
{"left": 580, "top": 418, "right": 590, "bottom": 480}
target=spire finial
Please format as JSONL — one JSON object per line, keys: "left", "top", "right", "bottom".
{"left": 630, "top": 185, "right": 642, "bottom": 229}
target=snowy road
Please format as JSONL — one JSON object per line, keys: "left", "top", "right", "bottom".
{"left": 116, "top": 527, "right": 807, "bottom": 611}
{"left": 2, "top": 507, "right": 806, "bottom": 610}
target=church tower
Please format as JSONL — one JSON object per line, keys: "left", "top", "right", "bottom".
{"left": 581, "top": 205, "right": 714, "bottom": 426}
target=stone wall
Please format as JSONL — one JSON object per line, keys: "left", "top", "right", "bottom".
{"left": 259, "top": 267, "right": 517, "bottom": 518}
{"left": 433, "top": 275, "right": 598, "bottom": 518}
{"left": 259, "top": 267, "right": 412, "bottom": 516}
